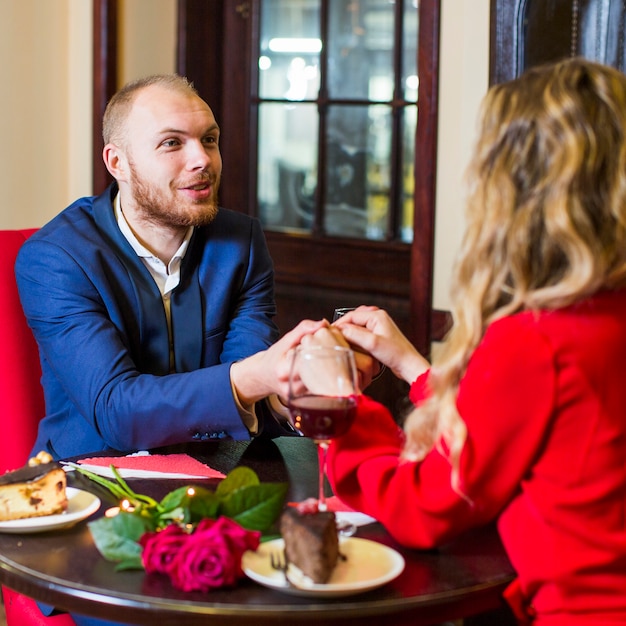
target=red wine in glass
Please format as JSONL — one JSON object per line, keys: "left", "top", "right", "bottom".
{"left": 288, "top": 345, "right": 359, "bottom": 513}
{"left": 287, "top": 395, "right": 357, "bottom": 441}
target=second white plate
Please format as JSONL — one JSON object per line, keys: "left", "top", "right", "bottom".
{"left": 0, "top": 487, "right": 101, "bottom": 534}
{"left": 242, "top": 536, "right": 405, "bottom": 597}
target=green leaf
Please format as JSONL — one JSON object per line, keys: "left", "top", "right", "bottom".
{"left": 159, "top": 485, "right": 191, "bottom": 509}
{"left": 215, "top": 466, "right": 260, "bottom": 498}
{"left": 158, "top": 485, "right": 221, "bottom": 524}
{"left": 115, "top": 556, "right": 144, "bottom": 571}
{"left": 88, "top": 513, "right": 147, "bottom": 566}
{"left": 156, "top": 506, "right": 185, "bottom": 526}
{"left": 69, "top": 464, "right": 131, "bottom": 500}
{"left": 187, "top": 491, "right": 221, "bottom": 523}
{"left": 220, "top": 482, "right": 288, "bottom": 531}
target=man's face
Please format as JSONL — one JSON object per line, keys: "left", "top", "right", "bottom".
{"left": 120, "top": 85, "right": 222, "bottom": 228}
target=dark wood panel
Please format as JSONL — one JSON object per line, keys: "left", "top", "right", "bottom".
{"left": 177, "top": 0, "right": 225, "bottom": 116}
{"left": 272, "top": 275, "right": 412, "bottom": 418}
{"left": 266, "top": 233, "right": 411, "bottom": 299}
{"left": 178, "top": 0, "right": 255, "bottom": 217}
{"left": 432, "top": 308, "right": 452, "bottom": 342}
{"left": 490, "top": 0, "right": 626, "bottom": 86}
{"left": 489, "top": 0, "right": 520, "bottom": 85}
{"left": 92, "top": 0, "right": 118, "bottom": 195}
{"left": 411, "top": 0, "right": 441, "bottom": 355}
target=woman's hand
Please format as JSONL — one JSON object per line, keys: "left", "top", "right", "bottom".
{"left": 301, "top": 326, "right": 378, "bottom": 391}
{"left": 332, "top": 306, "right": 429, "bottom": 384}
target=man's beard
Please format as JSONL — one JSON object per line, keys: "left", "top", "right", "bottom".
{"left": 128, "top": 165, "right": 220, "bottom": 228}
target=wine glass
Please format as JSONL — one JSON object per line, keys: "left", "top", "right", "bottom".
{"left": 332, "top": 307, "right": 356, "bottom": 322}
{"left": 287, "top": 345, "right": 359, "bottom": 512}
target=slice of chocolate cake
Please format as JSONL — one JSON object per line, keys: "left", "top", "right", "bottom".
{"left": 280, "top": 506, "right": 339, "bottom": 584}
{"left": 0, "top": 460, "right": 67, "bottom": 521}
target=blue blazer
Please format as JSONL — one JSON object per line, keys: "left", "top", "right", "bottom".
{"left": 15, "top": 184, "right": 280, "bottom": 459}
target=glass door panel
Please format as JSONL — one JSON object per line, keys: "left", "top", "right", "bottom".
{"left": 257, "top": 0, "right": 418, "bottom": 243}
{"left": 325, "top": 104, "right": 391, "bottom": 240}
{"left": 258, "top": 0, "right": 321, "bottom": 100}
{"left": 402, "top": 0, "right": 419, "bottom": 102}
{"left": 258, "top": 102, "right": 318, "bottom": 232}
{"left": 327, "top": 0, "right": 395, "bottom": 101}
{"left": 401, "top": 106, "right": 417, "bottom": 242}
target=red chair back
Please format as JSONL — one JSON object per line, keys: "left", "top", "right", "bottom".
{"left": 0, "top": 229, "right": 76, "bottom": 626}
{"left": 0, "top": 229, "right": 44, "bottom": 473}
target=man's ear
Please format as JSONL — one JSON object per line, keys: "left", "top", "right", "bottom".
{"left": 102, "top": 143, "right": 128, "bottom": 181}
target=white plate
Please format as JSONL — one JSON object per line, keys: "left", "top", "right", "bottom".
{"left": 242, "top": 537, "right": 405, "bottom": 598}
{"left": 0, "top": 488, "right": 101, "bottom": 534}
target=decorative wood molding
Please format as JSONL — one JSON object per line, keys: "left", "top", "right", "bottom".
{"left": 490, "top": 0, "right": 626, "bottom": 86}
{"left": 410, "top": 0, "right": 440, "bottom": 354}
{"left": 176, "top": 0, "right": 225, "bottom": 114}
{"left": 411, "top": 0, "right": 441, "bottom": 355}
{"left": 92, "top": 0, "right": 118, "bottom": 195}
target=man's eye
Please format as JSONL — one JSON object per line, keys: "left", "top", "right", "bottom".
{"left": 203, "top": 136, "right": 218, "bottom": 145}
{"left": 162, "top": 139, "right": 180, "bottom": 148}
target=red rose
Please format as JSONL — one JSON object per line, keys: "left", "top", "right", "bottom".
{"left": 141, "top": 517, "right": 261, "bottom": 593}
{"left": 140, "top": 523, "right": 188, "bottom": 575}
{"left": 195, "top": 517, "right": 261, "bottom": 576}
{"left": 168, "top": 527, "right": 238, "bottom": 591}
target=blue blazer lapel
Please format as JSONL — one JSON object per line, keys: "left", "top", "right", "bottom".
{"left": 171, "top": 230, "right": 203, "bottom": 372}
{"left": 92, "top": 184, "right": 171, "bottom": 375}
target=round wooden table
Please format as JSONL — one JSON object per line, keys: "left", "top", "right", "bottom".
{"left": 0, "top": 437, "right": 516, "bottom": 625}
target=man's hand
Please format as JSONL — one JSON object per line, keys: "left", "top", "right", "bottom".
{"left": 230, "top": 319, "right": 329, "bottom": 406}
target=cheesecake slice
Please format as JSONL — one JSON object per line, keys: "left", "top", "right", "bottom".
{"left": 0, "top": 458, "right": 67, "bottom": 521}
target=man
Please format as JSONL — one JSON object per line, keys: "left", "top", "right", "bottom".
{"left": 15, "top": 74, "right": 324, "bottom": 463}
{"left": 16, "top": 73, "right": 379, "bottom": 626}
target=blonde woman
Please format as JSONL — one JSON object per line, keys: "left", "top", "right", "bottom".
{"left": 325, "top": 58, "right": 626, "bottom": 625}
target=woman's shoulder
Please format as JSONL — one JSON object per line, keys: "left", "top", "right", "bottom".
{"left": 482, "top": 290, "right": 626, "bottom": 362}
{"left": 488, "top": 290, "right": 626, "bottom": 333}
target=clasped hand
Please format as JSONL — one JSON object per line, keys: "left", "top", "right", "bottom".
{"left": 230, "top": 306, "right": 429, "bottom": 407}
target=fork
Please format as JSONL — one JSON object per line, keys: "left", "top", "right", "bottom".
{"left": 270, "top": 550, "right": 287, "bottom": 573}
{"left": 270, "top": 550, "right": 294, "bottom": 586}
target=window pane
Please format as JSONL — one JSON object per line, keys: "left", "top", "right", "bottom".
{"left": 327, "top": 0, "right": 395, "bottom": 101}
{"left": 259, "top": 0, "right": 321, "bottom": 100}
{"left": 401, "top": 106, "right": 417, "bottom": 242}
{"left": 258, "top": 102, "right": 319, "bottom": 233}
{"left": 403, "top": 1, "right": 419, "bottom": 102}
{"left": 325, "top": 104, "right": 391, "bottom": 240}
{"left": 256, "top": 0, "right": 418, "bottom": 243}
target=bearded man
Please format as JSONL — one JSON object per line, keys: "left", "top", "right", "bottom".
{"left": 15, "top": 74, "right": 329, "bottom": 463}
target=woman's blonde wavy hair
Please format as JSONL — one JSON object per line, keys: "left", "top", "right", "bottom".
{"left": 402, "top": 58, "right": 626, "bottom": 488}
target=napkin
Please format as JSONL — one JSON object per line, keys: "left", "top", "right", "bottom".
{"left": 68, "top": 451, "right": 226, "bottom": 479}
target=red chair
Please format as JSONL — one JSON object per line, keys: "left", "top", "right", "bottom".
{"left": 0, "top": 229, "right": 76, "bottom": 625}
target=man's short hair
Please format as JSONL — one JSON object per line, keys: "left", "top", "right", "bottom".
{"left": 102, "top": 74, "right": 199, "bottom": 146}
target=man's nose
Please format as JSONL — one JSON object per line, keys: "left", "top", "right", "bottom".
{"left": 186, "top": 140, "right": 212, "bottom": 169}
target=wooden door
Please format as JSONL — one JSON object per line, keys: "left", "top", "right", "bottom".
{"left": 176, "top": 0, "right": 442, "bottom": 415}
{"left": 93, "top": 0, "right": 444, "bottom": 417}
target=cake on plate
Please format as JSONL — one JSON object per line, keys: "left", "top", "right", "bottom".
{"left": 0, "top": 451, "right": 67, "bottom": 521}
{"left": 280, "top": 506, "right": 340, "bottom": 584}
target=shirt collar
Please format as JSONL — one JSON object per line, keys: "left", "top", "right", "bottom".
{"left": 114, "top": 193, "right": 193, "bottom": 266}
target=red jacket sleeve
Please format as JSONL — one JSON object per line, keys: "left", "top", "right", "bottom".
{"left": 327, "top": 314, "right": 556, "bottom": 549}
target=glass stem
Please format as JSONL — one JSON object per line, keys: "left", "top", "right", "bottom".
{"left": 317, "top": 441, "right": 329, "bottom": 512}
